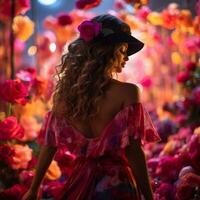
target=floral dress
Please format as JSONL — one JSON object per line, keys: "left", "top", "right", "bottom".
{"left": 38, "top": 102, "right": 161, "bottom": 200}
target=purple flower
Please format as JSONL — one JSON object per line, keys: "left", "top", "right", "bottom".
{"left": 78, "top": 20, "right": 102, "bottom": 42}
{"left": 191, "top": 86, "right": 200, "bottom": 105}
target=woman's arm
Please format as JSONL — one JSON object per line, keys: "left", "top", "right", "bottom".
{"left": 125, "top": 138, "right": 154, "bottom": 200}
{"left": 26, "top": 145, "right": 57, "bottom": 194}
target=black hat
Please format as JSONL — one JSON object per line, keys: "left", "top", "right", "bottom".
{"left": 90, "top": 14, "right": 144, "bottom": 56}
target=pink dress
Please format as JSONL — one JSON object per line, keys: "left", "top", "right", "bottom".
{"left": 38, "top": 102, "right": 161, "bottom": 200}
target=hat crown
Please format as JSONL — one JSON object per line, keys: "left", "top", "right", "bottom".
{"left": 92, "top": 14, "right": 131, "bottom": 35}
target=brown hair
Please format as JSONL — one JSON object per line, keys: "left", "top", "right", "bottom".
{"left": 52, "top": 39, "right": 124, "bottom": 123}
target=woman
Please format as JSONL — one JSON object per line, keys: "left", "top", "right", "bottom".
{"left": 22, "top": 14, "right": 160, "bottom": 200}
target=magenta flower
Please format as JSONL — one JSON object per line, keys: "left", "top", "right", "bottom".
{"left": 76, "top": 0, "right": 101, "bottom": 10}
{"left": 0, "top": 79, "right": 28, "bottom": 105}
{"left": 0, "top": 116, "right": 24, "bottom": 140}
{"left": 156, "top": 156, "right": 180, "bottom": 182}
{"left": 57, "top": 13, "right": 73, "bottom": 26}
{"left": 0, "top": 184, "right": 27, "bottom": 200}
{"left": 191, "top": 86, "right": 200, "bottom": 105}
{"left": 176, "top": 71, "right": 190, "bottom": 83}
{"left": 78, "top": 20, "right": 102, "bottom": 42}
{"left": 176, "top": 173, "right": 200, "bottom": 200}
{"left": 140, "top": 76, "right": 153, "bottom": 88}
{"left": 19, "top": 170, "right": 35, "bottom": 187}
{"left": 136, "top": 6, "right": 151, "bottom": 21}
{"left": 154, "top": 183, "right": 174, "bottom": 200}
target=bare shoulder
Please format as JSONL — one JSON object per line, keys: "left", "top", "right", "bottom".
{"left": 116, "top": 81, "right": 141, "bottom": 106}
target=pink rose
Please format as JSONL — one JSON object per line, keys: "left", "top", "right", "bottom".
{"left": 136, "top": 6, "right": 151, "bottom": 21}
{"left": 76, "top": 0, "right": 101, "bottom": 10}
{"left": 140, "top": 76, "right": 153, "bottom": 88}
{"left": 0, "top": 144, "right": 15, "bottom": 166}
{"left": 176, "top": 71, "right": 190, "bottom": 83}
{"left": 114, "top": 0, "right": 125, "bottom": 10}
{"left": 11, "top": 144, "right": 32, "bottom": 170}
{"left": 16, "top": 67, "right": 36, "bottom": 83}
{"left": 78, "top": 20, "right": 102, "bottom": 42}
{"left": 19, "top": 116, "right": 41, "bottom": 141}
{"left": 0, "top": 184, "right": 27, "bottom": 200}
{"left": 0, "top": 79, "right": 28, "bottom": 105}
{"left": 0, "top": 116, "right": 24, "bottom": 140}
{"left": 57, "top": 13, "right": 73, "bottom": 26}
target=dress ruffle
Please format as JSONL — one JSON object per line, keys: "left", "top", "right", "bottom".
{"left": 120, "top": 103, "right": 161, "bottom": 148}
{"left": 37, "top": 111, "right": 58, "bottom": 147}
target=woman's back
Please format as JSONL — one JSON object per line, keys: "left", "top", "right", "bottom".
{"left": 70, "top": 79, "right": 139, "bottom": 139}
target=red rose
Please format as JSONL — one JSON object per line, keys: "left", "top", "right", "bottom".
{"left": 0, "top": 79, "right": 28, "bottom": 105}
{"left": 0, "top": 184, "right": 27, "bottom": 200}
{"left": 78, "top": 20, "right": 102, "bottom": 42}
{"left": 185, "top": 61, "right": 196, "bottom": 71}
{"left": 176, "top": 71, "right": 190, "bottom": 83}
{"left": 176, "top": 173, "right": 200, "bottom": 200}
{"left": 76, "top": 0, "right": 101, "bottom": 10}
{"left": 57, "top": 13, "right": 73, "bottom": 26}
{"left": 19, "top": 170, "right": 35, "bottom": 187}
{"left": 0, "top": 116, "right": 24, "bottom": 140}
{"left": 0, "top": 144, "right": 15, "bottom": 165}
{"left": 0, "top": 0, "right": 30, "bottom": 20}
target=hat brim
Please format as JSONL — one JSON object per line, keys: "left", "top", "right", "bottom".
{"left": 94, "top": 32, "right": 144, "bottom": 56}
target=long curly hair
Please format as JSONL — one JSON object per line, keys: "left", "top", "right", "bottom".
{"left": 52, "top": 15, "right": 131, "bottom": 123}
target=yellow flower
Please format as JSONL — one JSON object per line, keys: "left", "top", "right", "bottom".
{"left": 45, "top": 160, "right": 61, "bottom": 180}
{"left": 147, "top": 12, "right": 163, "bottom": 26}
{"left": 162, "top": 140, "right": 176, "bottom": 155}
{"left": 171, "top": 52, "right": 182, "bottom": 65}
{"left": 171, "top": 29, "right": 184, "bottom": 44}
{"left": 13, "top": 15, "right": 34, "bottom": 41}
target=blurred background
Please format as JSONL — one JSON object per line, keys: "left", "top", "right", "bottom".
{"left": 0, "top": 1, "right": 200, "bottom": 199}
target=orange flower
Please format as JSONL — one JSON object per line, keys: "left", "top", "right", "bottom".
{"left": 13, "top": 15, "right": 34, "bottom": 41}
{"left": 177, "top": 10, "right": 193, "bottom": 31}
{"left": 11, "top": 144, "right": 32, "bottom": 170}
{"left": 19, "top": 116, "right": 41, "bottom": 141}
{"left": 45, "top": 160, "right": 61, "bottom": 180}
{"left": 193, "top": 16, "right": 200, "bottom": 36}
{"left": 162, "top": 9, "right": 178, "bottom": 29}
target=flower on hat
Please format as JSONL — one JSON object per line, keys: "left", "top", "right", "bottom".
{"left": 78, "top": 20, "right": 102, "bottom": 42}
{"left": 76, "top": 0, "right": 101, "bottom": 10}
